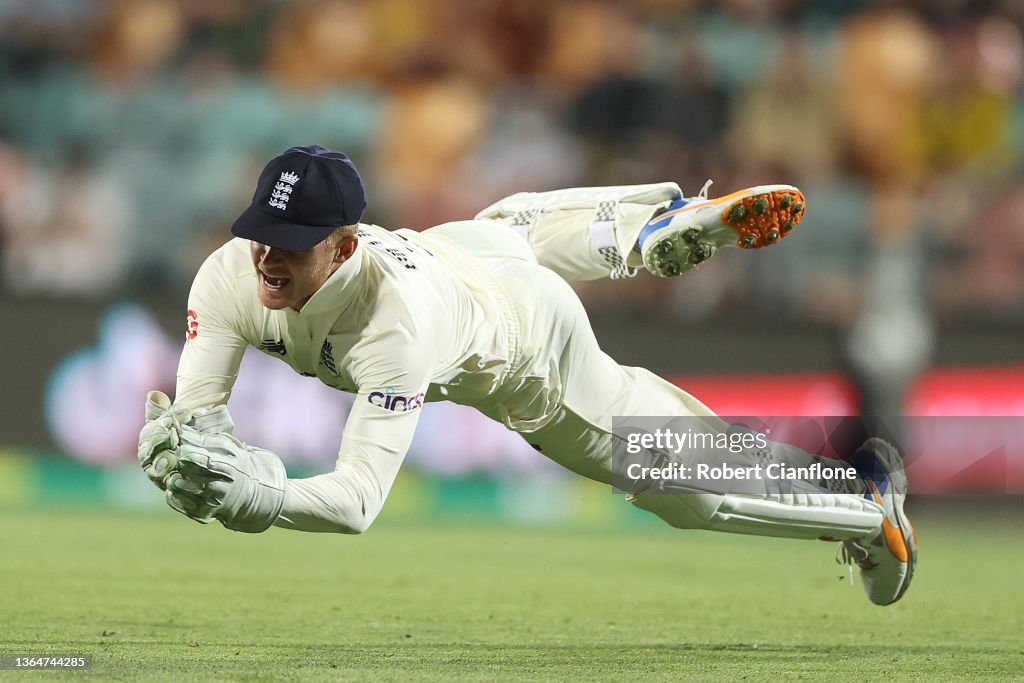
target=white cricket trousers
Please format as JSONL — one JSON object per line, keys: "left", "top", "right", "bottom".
{"left": 422, "top": 219, "right": 884, "bottom": 542}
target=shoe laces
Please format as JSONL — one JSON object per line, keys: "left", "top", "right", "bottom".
{"left": 836, "top": 538, "right": 877, "bottom": 586}
{"left": 828, "top": 464, "right": 874, "bottom": 586}
{"left": 696, "top": 179, "right": 713, "bottom": 201}
{"left": 836, "top": 544, "right": 858, "bottom": 586}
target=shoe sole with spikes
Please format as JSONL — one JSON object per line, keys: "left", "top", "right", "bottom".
{"left": 640, "top": 184, "right": 806, "bottom": 278}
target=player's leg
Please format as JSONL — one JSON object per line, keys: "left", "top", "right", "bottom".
{"left": 519, "top": 340, "right": 886, "bottom": 543}
{"left": 481, "top": 257, "right": 881, "bottom": 539}
{"left": 475, "top": 182, "right": 806, "bottom": 281}
{"left": 520, "top": 342, "right": 913, "bottom": 604}
{"left": 480, "top": 258, "right": 913, "bottom": 603}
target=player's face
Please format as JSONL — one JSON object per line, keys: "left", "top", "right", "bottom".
{"left": 249, "top": 236, "right": 354, "bottom": 311}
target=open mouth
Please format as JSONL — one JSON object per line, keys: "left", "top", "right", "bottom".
{"left": 261, "top": 271, "right": 290, "bottom": 291}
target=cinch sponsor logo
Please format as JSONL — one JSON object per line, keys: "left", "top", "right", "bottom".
{"left": 368, "top": 388, "right": 425, "bottom": 412}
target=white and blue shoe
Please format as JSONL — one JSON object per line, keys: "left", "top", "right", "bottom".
{"left": 838, "top": 438, "right": 918, "bottom": 606}
{"left": 638, "top": 181, "right": 806, "bottom": 277}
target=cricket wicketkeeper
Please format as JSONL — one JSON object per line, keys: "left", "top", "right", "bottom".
{"left": 138, "top": 145, "right": 916, "bottom": 606}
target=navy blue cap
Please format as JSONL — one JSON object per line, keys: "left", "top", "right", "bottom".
{"left": 231, "top": 145, "right": 367, "bottom": 251}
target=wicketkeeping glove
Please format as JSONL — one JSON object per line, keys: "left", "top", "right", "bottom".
{"left": 137, "top": 390, "right": 234, "bottom": 490}
{"left": 164, "top": 427, "right": 287, "bottom": 533}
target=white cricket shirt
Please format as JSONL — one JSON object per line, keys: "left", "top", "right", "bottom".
{"left": 176, "top": 223, "right": 544, "bottom": 532}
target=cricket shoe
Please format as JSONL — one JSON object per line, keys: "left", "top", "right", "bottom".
{"left": 637, "top": 181, "right": 806, "bottom": 277}
{"left": 838, "top": 437, "right": 918, "bottom": 606}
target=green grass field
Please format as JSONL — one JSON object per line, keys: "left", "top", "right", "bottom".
{"left": 1, "top": 504, "right": 1021, "bottom": 681}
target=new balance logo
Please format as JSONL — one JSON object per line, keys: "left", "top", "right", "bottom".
{"left": 259, "top": 339, "right": 287, "bottom": 355}
{"left": 268, "top": 171, "right": 300, "bottom": 210}
{"left": 320, "top": 340, "right": 339, "bottom": 375}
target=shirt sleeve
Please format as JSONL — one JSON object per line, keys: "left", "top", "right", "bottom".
{"left": 274, "top": 327, "right": 433, "bottom": 533}
{"left": 174, "top": 252, "right": 249, "bottom": 411}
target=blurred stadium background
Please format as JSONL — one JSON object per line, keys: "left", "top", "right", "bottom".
{"left": 3, "top": 2, "right": 1024, "bottom": 679}
{"left": 2, "top": 0, "right": 1023, "bottom": 518}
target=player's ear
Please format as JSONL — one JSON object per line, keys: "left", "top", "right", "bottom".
{"left": 334, "top": 231, "right": 357, "bottom": 264}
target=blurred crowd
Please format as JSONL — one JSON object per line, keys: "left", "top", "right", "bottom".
{"left": 1, "top": 0, "right": 1023, "bottom": 326}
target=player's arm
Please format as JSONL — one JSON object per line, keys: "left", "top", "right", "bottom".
{"left": 273, "top": 333, "right": 430, "bottom": 533}
{"left": 165, "top": 330, "right": 432, "bottom": 534}
{"left": 138, "top": 250, "right": 249, "bottom": 489}
{"left": 272, "top": 386, "right": 425, "bottom": 533}
{"left": 174, "top": 253, "right": 250, "bottom": 411}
